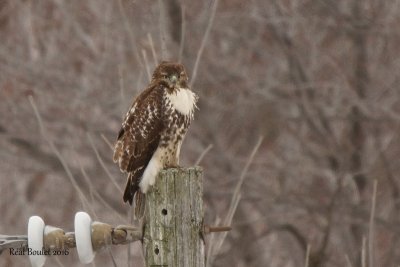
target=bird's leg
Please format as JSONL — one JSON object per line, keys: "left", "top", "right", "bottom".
{"left": 164, "top": 155, "right": 180, "bottom": 169}
{"left": 163, "top": 147, "right": 182, "bottom": 169}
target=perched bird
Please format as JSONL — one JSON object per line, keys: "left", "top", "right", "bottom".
{"left": 113, "top": 61, "right": 198, "bottom": 218}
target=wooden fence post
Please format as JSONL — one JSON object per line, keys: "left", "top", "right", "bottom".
{"left": 142, "top": 167, "right": 205, "bottom": 267}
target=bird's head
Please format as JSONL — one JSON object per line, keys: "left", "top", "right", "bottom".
{"left": 152, "top": 61, "right": 189, "bottom": 92}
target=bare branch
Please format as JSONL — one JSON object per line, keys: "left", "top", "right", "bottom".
{"left": 190, "top": 0, "right": 219, "bottom": 87}
{"left": 304, "top": 244, "right": 310, "bottom": 267}
{"left": 178, "top": 3, "right": 186, "bottom": 63}
{"left": 79, "top": 165, "right": 125, "bottom": 222}
{"left": 28, "top": 96, "right": 96, "bottom": 216}
{"left": 362, "top": 236, "right": 367, "bottom": 267}
{"left": 119, "top": 65, "right": 125, "bottom": 114}
{"left": 147, "top": 33, "right": 158, "bottom": 65}
{"left": 208, "top": 136, "right": 263, "bottom": 264}
{"left": 141, "top": 49, "right": 151, "bottom": 82}
{"left": 368, "top": 180, "right": 378, "bottom": 267}
{"left": 87, "top": 133, "right": 123, "bottom": 195}
{"left": 117, "top": 0, "right": 142, "bottom": 66}
{"left": 345, "top": 254, "right": 354, "bottom": 267}
{"left": 100, "top": 134, "right": 114, "bottom": 151}
{"left": 158, "top": 0, "right": 168, "bottom": 60}
{"left": 194, "top": 144, "right": 213, "bottom": 165}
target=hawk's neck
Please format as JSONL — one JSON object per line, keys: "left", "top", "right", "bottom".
{"left": 166, "top": 88, "right": 197, "bottom": 116}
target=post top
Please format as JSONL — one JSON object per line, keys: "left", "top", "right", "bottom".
{"left": 158, "top": 166, "right": 203, "bottom": 174}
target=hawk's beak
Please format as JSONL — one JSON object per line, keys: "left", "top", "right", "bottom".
{"left": 170, "top": 75, "right": 178, "bottom": 85}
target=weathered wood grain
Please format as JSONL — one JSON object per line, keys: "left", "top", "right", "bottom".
{"left": 143, "top": 167, "right": 205, "bottom": 267}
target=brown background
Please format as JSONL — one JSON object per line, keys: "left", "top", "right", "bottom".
{"left": 1, "top": 0, "right": 400, "bottom": 266}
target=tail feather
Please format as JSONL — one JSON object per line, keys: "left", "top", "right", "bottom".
{"left": 123, "top": 173, "right": 146, "bottom": 219}
{"left": 123, "top": 174, "right": 136, "bottom": 205}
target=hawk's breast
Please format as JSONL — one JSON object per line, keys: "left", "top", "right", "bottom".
{"left": 166, "top": 88, "right": 197, "bottom": 116}
{"left": 138, "top": 87, "right": 197, "bottom": 193}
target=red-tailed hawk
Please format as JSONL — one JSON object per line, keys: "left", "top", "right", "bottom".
{"left": 113, "top": 61, "right": 198, "bottom": 217}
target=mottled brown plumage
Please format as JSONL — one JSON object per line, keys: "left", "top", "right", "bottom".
{"left": 113, "top": 61, "right": 198, "bottom": 218}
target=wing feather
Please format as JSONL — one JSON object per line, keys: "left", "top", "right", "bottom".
{"left": 113, "top": 84, "right": 165, "bottom": 204}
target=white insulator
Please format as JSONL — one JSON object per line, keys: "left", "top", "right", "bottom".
{"left": 28, "top": 216, "right": 46, "bottom": 267}
{"left": 74, "top": 212, "right": 95, "bottom": 264}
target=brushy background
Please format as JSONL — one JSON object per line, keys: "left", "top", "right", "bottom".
{"left": 1, "top": 0, "right": 400, "bottom": 266}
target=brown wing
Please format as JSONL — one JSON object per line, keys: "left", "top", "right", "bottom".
{"left": 113, "top": 83, "right": 165, "bottom": 204}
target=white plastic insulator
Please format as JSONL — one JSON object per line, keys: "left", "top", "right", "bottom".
{"left": 28, "top": 216, "right": 46, "bottom": 267}
{"left": 74, "top": 212, "right": 95, "bottom": 264}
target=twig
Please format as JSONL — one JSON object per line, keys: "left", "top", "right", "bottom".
{"left": 178, "top": 3, "right": 186, "bottom": 62}
{"left": 142, "top": 49, "right": 151, "bottom": 82}
{"left": 158, "top": 0, "right": 168, "bottom": 60}
{"left": 119, "top": 65, "right": 125, "bottom": 114}
{"left": 229, "top": 136, "right": 263, "bottom": 215}
{"left": 79, "top": 165, "right": 125, "bottom": 222}
{"left": 361, "top": 236, "right": 367, "bottom": 267}
{"left": 208, "top": 136, "right": 263, "bottom": 265}
{"left": 203, "top": 225, "right": 231, "bottom": 234}
{"left": 368, "top": 180, "right": 378, "bottom": 267}
{"left": 54, "top": 256, "right": 66, "bottom": 267}
{"left": 304, "top": 244, "right": 310, "bottom": 267}
{"left": 147, "top": 33, "right": 158, "bottom": 65}
{"left": 91, "top": 189, "right": 125, "bottom": 222}
{"left": 117, "top": 0, "right": 142, "bottom": 66}
{"left": 80, "top": 165, "right": 95, "bottom": 204}
{"left": 136, "top": 70, "right": 144, "bottom": 95}
{"left": 25, "top": 0, "right": 39, "bottom": 61}
{"left": 345, "top": 254, "right": 354, "bottom": 267}
{"left": 195, "top": 144, "right": 213, "bottom": 165}
{"left": 208, "top": 195, "right": 240, "bottom": 266}
{"left": 87, "top": 133, "right": 123, "bottom": 194}
{"left": 206, "top": 217, "right": 220, "bottom": 267}
{"left": 53, "top": 0, "right": 99, "bottom": 56}
{"left": 190, "top": 0, "right": 219, "bottom": 87}
{"left": 79, "top": 164, "right": 125, "bottom": 222}
{"left": 100, "top": 134, "right": 114, "bottom": 151}
{"left": 28, "top": 96, "right": 95, "bottom": 216}
{"left": 107, "top": 248, "right": 118, "bottom": 267}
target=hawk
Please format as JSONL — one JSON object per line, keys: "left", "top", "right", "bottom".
{"left": 113, "top": 61, "right": 198, "bottom": 218}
